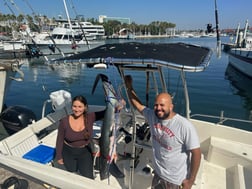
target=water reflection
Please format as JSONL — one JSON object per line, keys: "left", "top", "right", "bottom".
{"left": 48, "top": 62, "right": 84, "bottom": 85}
{"left": 225, "top": 63, "right": 252, "bottom": 120}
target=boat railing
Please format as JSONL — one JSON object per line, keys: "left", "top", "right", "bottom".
{"left": 190, "top": 111, "right": 252, "bottom": 125}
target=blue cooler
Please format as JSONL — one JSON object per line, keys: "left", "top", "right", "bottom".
{"left": 22, "top": 144, "right": 55, "bottom": 164}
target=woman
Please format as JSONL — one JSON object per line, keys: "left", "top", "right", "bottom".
{"left": 55, "top": 95, "right": 105, "bottom": 179}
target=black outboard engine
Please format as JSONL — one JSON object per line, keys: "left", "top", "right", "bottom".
{"left": 0, "top": 106, "right": 36, "bottom": 135}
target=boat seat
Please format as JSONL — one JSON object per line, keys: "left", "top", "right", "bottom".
{"left": 1, "top": 127, "right": 39, "bottom": 156}
{"left": 207, "top": 136, "right": 252, "bottom": 168}
{"left": 1, "top": 125, "right": 55, "bottom": 165}
{"left": 22, "top": 144, "right": 55, "bottom": 164}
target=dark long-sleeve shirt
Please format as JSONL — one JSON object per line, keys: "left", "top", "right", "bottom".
{"left": 56, "top": 110, "right": 105, "bottom": 160}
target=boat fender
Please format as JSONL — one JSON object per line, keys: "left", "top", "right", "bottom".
{"left": 93, "top": 63, "right": 107, "bottom": 69}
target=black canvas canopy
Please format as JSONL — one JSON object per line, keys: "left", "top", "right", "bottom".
{"left": 53, "top": 42, "right": 212, "bottom": 72}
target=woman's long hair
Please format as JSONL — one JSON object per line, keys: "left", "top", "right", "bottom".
{"left": 72, "top": 95, "right": 88, "bottom": 114}
{"left": 72, "top": 95, "right": 90, "bottom": 140}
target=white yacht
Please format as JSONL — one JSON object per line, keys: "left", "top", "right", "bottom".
{"left": 61, "top": 21, "right": 105, "bottom": 40}
{"left": 25, "top": 26, "right": 105, "bottom": 58}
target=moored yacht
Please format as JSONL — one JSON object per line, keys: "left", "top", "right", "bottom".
{"left": 227, "top": 20, "right": 252, "bottom": 78}
{"left": 64, "top": 21, "right": 106, "bottom": 40}
{"left": 25, "top": 26, "right": 105, "bottom": 58}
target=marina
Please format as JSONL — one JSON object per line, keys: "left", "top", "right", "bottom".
{"left": 4, "top": 37, "right": 252, "bottom": 129}
{"left": 0, "top": 36, "right": 252, "bottom": 189}
{"left": 1, "top": 0, "right": 252, "bottom": 188}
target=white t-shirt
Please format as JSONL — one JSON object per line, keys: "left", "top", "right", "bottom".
{"left": 142, "top": 108, "right": 200, "bottom": 185}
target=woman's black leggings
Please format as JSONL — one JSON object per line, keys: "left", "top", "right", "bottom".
{"left": 62, "top": 143, "right": 94, "bottom": 179}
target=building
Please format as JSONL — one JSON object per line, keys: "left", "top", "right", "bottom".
{"left": 99, "top": 15, "right": 131, "bottom": 24}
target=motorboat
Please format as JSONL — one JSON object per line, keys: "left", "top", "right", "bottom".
{"left": 228, "top": 45, "right": 252, "bottom": 78}
{"left": 0, "top": 42, "right": 252, "bottom": 189}
{"left": 111, "top": 28, "right": 135, "bottom": 39}
{"left": 226, "top": 20, "right": 252, "bottom": 78}
{"left": 0, "top": 41, "right": 29, "bottom": 59}
{"left": 25, "top": 27, "right": 105, "bottom": 58}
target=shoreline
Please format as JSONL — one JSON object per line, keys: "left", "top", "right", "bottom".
{"left": 135, "top": 35, "right": 172, "bottom": 39}
{"left": 106, "top": 34, "right": 173, "bottom": 40}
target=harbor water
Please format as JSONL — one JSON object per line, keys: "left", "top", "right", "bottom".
{"left": 3, "top": 37, "right": 252, "bottom": 131}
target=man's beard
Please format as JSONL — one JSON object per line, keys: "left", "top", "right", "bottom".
{"left": 155, "top": 110, "right": 170, "bottom": 120}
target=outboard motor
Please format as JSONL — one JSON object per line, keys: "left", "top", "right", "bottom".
{"left": 48, "top": 44, "right": 56, "bottom": 53}
{"left": 0, "top": 106, "right": 36, "bottom": 135}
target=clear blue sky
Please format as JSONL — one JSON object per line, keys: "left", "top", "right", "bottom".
{"left": 0, "top": 0, "right": 251, "bottom": 30}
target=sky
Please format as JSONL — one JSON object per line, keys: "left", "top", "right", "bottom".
{"left": 0, "top": 0, "right": 251, "bottom": 30}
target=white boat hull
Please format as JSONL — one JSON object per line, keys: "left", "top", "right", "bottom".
{"left": 1, "top": 110, "right": 252, "bottom": 189}
{"left": 228, "top": 49, "right": 252, "bottom": 78}
{"left": 27, "top": 41, "right": 105, "bottom": 57}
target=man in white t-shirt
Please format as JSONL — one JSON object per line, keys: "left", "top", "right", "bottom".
{"left": 125, "top": 75, "right": 201, "bottom": 189}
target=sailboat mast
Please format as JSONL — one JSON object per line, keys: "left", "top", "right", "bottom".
{"left": 62, "top": 0, "right": 76, "bottom": 45}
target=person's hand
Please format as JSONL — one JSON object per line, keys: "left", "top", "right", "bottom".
{"left": 181, "top": 179, "right": 194, "bottom": 189}
{"left": 116, "top": 99, "right": 126, "bottom": 111}
{"left": 57, "top": 159, "right": 64, "bottom": 165}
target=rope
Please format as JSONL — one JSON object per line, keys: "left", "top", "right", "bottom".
{"left": 1, "top": 176, "right": 28, "bottom": 189}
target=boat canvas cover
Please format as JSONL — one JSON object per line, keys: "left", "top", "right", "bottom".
{"left": 57, "top": 42, "right": 212, "bottom": 72}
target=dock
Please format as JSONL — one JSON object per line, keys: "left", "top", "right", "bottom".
{"left": 0, "top": 162, "right": 55, "bottom": 189}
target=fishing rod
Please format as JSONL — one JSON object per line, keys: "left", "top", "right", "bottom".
{"left": 6, "top": 0, "right": 48, "bottom": 59}
{"left": 214, "top": 0, "right": 221, "bottom": 58}
{"left": 3, "top": 0, "right": 16, "bottom": 15}
{"left": 62, "top": 0, "right": 78, "bottom": 50}
{"left": 22, "top": 0, "right": 65, "bottom": 58}
{"left": 69, "top": 0, "right": 90, "bottom": 49}
{"left": 3, "top": 0, "right": 18, "bottom": 59}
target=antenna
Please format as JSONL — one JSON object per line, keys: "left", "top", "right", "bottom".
{"left": 62, "top": 0, "right": 77, "bottom": 49}
{"left": 215, "top": 0, "right": 221, "bottom": 58}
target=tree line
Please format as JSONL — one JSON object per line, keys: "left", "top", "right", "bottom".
{"left": 0, "top": 13, "right": 176, "bottom": 37}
